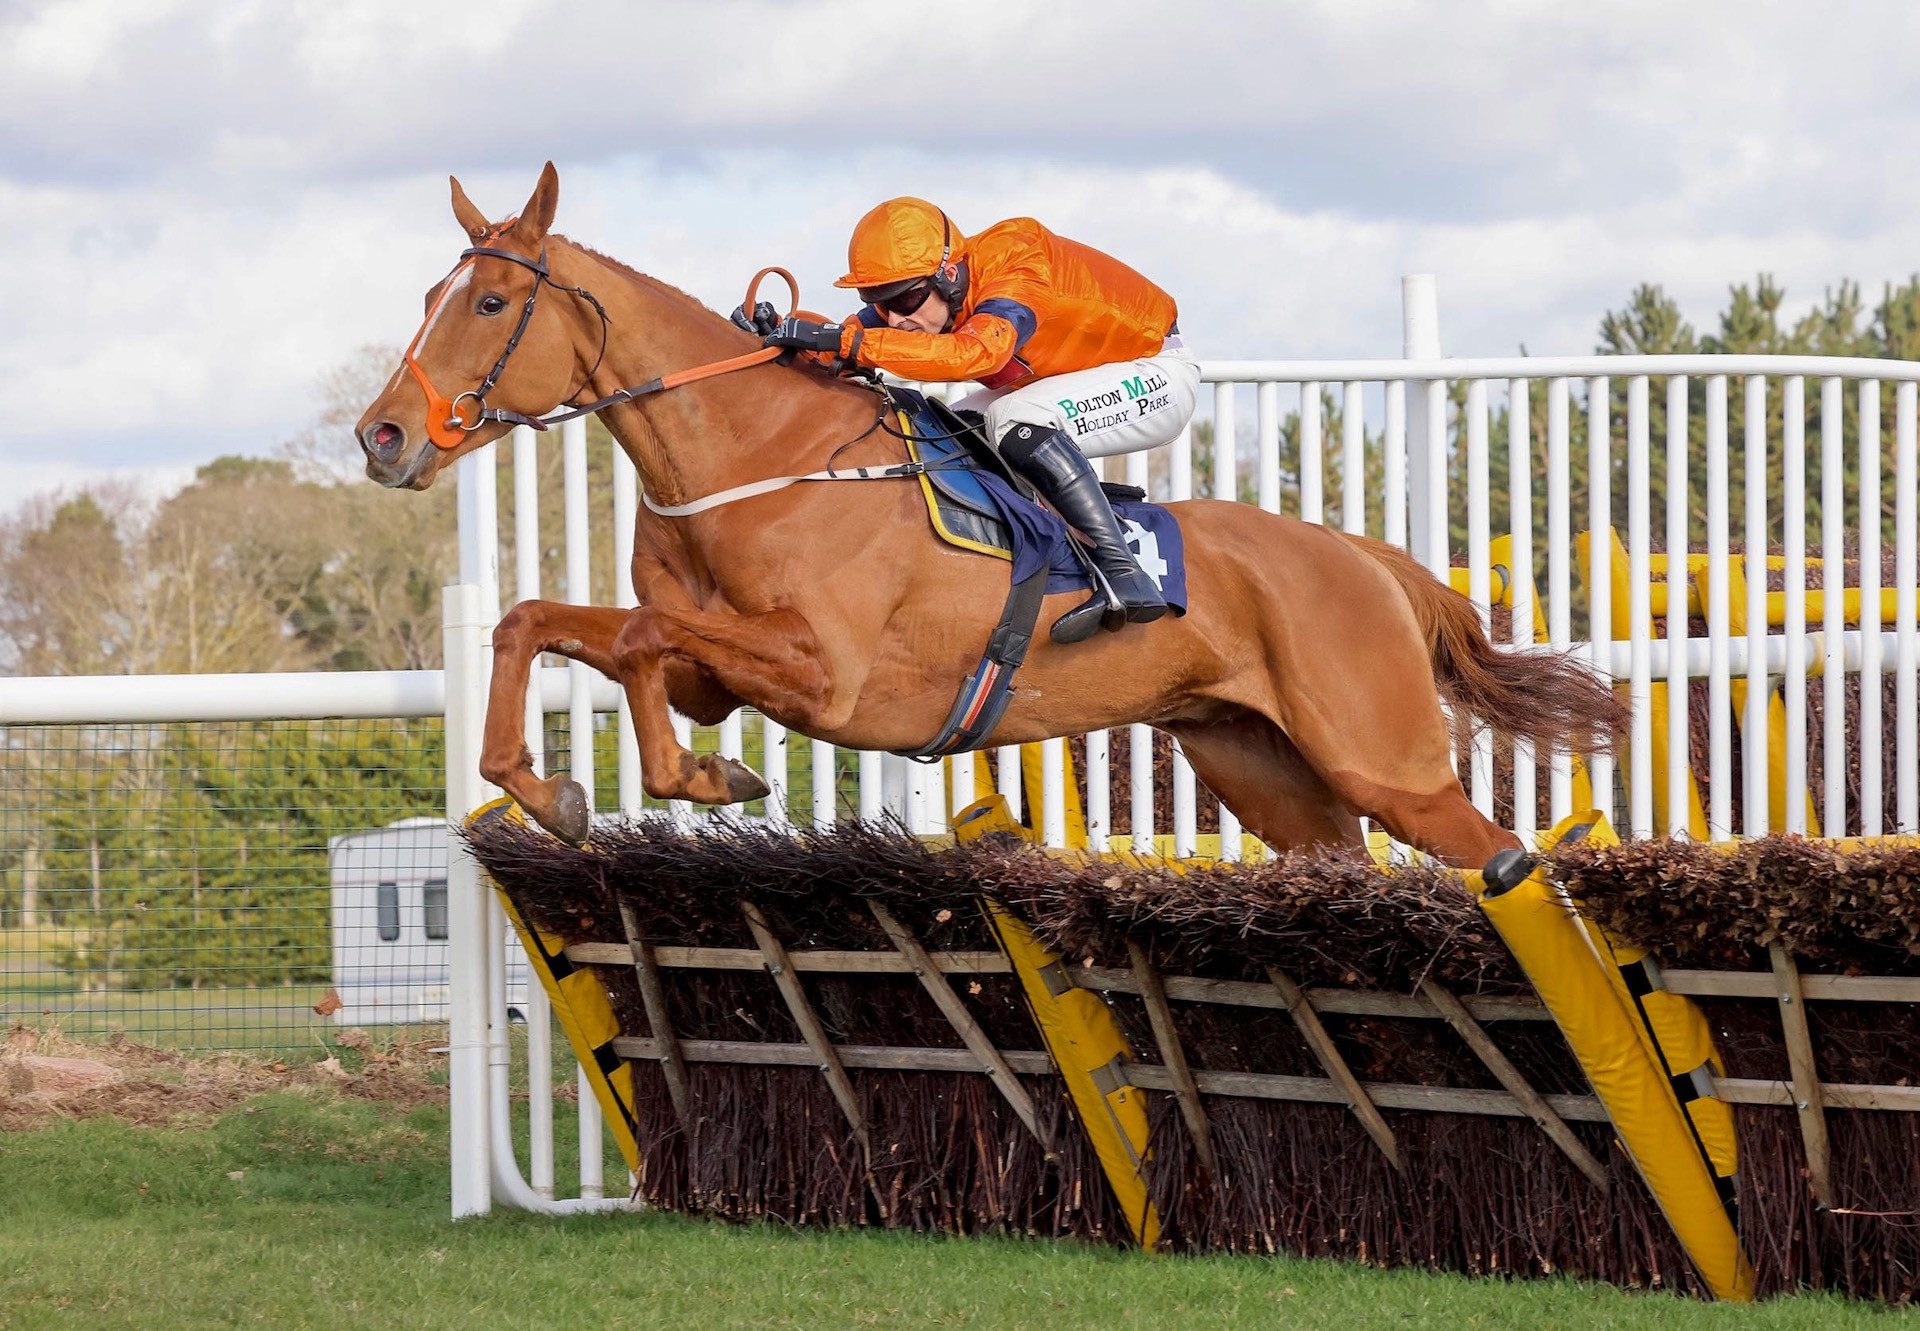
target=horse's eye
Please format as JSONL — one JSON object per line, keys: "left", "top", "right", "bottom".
{"left": 478, "top": 294, "right": 507, "bottom": 316}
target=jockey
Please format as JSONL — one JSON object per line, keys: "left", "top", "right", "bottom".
{"left": 760, "top": 197, "right": 1200, "bottom": 644}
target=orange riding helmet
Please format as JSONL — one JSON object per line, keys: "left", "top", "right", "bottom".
{"left": 834, "top": 197, "right": 968, "bottom": 310}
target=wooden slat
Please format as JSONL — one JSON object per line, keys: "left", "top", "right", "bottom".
{"left": 568, "top": 943, "right": 1554, "bottom": 1022}
{"left": 614, "top": 1036, "right": 1056, "bottom": 1075}
{"left": 616, "top": 901, "right": 691, "bottom": 1126}
{"left": 1124, "top": 1064, "right": 1611, "bottom": 1121}
{"left": 1418, "top": 978, "right": 1609, "bottom": 1188}
{"left": 1769, "top": 943, "right": 1833, "bottom": 1207}
{"left": 608, "top": 1038, "right": 1615, "bottom": 1122}
{"left": 1128, "top": 940, "right": 1219, "bottom": 1175}
{"left": 867, "top": 901, "right": 1050, "bottom": 1148}
{"left": 1713, "top": 1077, "right": 1920, "bottom": 1112}
{"left": 1267, "top": 965, "right": 1403, "bottom": 1172}
{"left": 1663, "top": 968, "right": 1920, "bottom": 1002}
{"left": 740, "top": 902, "right": 869, "bottom": 1153}
{"left": 568, "top": 943, "right": 1013, "bottom": 974}
{"left": 1074, "top": 967, "right": 1553, "bottom": 1022}
{"left": 566, "top": 945, "right": 1920, "bottom": 1007}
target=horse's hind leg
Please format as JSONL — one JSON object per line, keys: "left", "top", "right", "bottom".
{"left": 1288, "top": 715, "right": 1521, "bottom": 868}
{"left": 1162, "top": 716, "right": 1364, "bottom": 854}
{"left": 1224, "top": 534, "right": 1523, "bottom": 868}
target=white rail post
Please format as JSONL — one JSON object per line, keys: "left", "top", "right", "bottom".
{"left": 1170, "top": 420, "right": 1196, "bottom": 856}
{"left": 815, "top": 738, "right": 839, "bottom": 828}
{"left": 1341, "top": 380, "right": 1365, "bottom": 537}
{"left": 1706, "top": 376, "right": 1734, "bottom": 840}
{"left": 1465, "top": 379, "right": 1493, "bottom": 816}
{"left": 1083, "top": 733, "right": 1108, "bottom": 851}
{"left": 1626, "top": 375, "right": 1653, "bottom": 839}
{"left": 1664, "top": 377, "right": 1692, "bottom": 839}
{"left": 1508, "top": 378, "right": 1537, "bottom": 845}
{"left": 1127, "top": 447, "right": 1154, "bottom": 854}
{"left": 511, "top": 426, "right": 555, "bottom": 1199}
{"left": 1200, "top": 383, "right": 1240, "bottom": 860}
{"left": 1402, "top": 275, "right": 1443, "bottom": 573}
{"left": 1546, "top": 378, "right": 1574, "bottom": 823}
{"left": 1897, "top": 382, "right": 1917, "bottom": 832}
{"left": 1819, "top": 378, "right": 1845, "bottom": 835}
{"left": 1743, "top": 376, "right": 1770, "bottom": 836}
{"left": 1384, "top": 381, "right": 1408, "bottom": 550}
{"left": 1300, "top": 383, "right": 1324, "bottom": 525}
{"left": 445, "top": 582, "right": 494, "bottom": 1219}
{"left": 1586, "top": 377, "right": 1614, "bottom": 825}
{"left": 1256, "top": 382, "right": 1281, "bottom": 515}
{"left": 1041, "top": 738, "right": 1067, "bottom": 848}
{"left": 1860, "top": 381, "right": 1884, "bottom": 835}
{"left": 613, "top": 444, "right": 642, "bottom": 815}
{"left": 560, "top": 415, "right": 604, "bottom": 1199}
{"left": 1783, "top": 377, "right": 1808, "bottom": 835}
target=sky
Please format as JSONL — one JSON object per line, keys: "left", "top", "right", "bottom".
{"left": 5, "top": 0, "right": 1920, "bottom": 510}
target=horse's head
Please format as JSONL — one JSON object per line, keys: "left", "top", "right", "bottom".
{"left": 355, "top": 162, "right": 592, "bottom": 490}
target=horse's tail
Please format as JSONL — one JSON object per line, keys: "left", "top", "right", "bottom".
{"left": 1344, "top": 532, "right": 1627, "bottom": 755}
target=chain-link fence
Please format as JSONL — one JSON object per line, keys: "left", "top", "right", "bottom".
{"left": 0, "top": 709, "right": 878, "bottom": 1052}
{"left": 0, "top": 718, "right": 447, "bottom": 1050}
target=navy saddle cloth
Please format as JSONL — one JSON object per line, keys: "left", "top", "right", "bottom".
{"left": 891, "top": 388, "right": 1189, "bottom": 611}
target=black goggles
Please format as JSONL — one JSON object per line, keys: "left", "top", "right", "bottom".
{"left": 861, "top": 278, "right": 937, "bottom": 318}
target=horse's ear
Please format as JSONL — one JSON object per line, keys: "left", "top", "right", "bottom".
{"left": 511, "top": 162, "right": 560, "bottom": 247}
{"left": 450, "top": 176, "right": 490, "bottom": 242}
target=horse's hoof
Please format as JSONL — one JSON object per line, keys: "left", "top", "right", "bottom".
{"left": 543, "top": 778, "right": 593, "bottom": 846}
{"left": 714, "top": 757, "right": 771, "bottom": 804}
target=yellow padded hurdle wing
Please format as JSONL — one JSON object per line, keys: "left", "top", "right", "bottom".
{"left": 956, "top": 796, "right": 1160, "bottom": 1248}
{"left": 1550, "top": 815, "right": 1741, "bottom": 1207}
{"left": 466, "top": 797, "right": 643, "bottom": 1178}
{"left": 1476, "top": 837, "right": 1753, "bottom": 1302}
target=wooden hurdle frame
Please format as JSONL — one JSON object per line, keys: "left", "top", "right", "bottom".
{"left": 477, "top": 795, "right": 1920, "bottom": 1290}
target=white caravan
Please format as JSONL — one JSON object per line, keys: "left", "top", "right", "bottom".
{"left": 328, "top": 817, "right": 529, "bottom": 1025}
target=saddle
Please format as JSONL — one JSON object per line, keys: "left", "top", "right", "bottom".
{"left": 897, "top": 393, "right": 1148, "bottom": 562}
{"left": 884, "top": 389, "right": 1177, "bottom": 761}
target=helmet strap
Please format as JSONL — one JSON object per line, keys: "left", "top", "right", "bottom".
{"left": 930, "top": 212, "right": 968, "bottom": 311}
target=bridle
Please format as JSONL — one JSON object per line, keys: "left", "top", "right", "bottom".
{"left": 396, "top": 225, "right": 987, "bottom": 517}
{"left": 402, "top": 218, "right": 791, "bottom": 449}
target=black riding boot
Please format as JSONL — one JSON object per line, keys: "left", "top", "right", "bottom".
{"left": 1000, "top": 423, "right": 1168, "bottom": 645}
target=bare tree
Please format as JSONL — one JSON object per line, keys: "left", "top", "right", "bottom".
{"left": 282, "top": 343, "right": 404, "bottom": 484}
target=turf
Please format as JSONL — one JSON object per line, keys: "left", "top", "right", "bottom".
{"left": 1, "top": 1084, "right": 1913, "bottom": 1330}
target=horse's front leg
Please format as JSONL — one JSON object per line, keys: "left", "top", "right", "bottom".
{"left": 480, "top": 599, "right": 633, "bottom": 843}
{"left": 611, "top": 603, "right": 834, "bottom": 805}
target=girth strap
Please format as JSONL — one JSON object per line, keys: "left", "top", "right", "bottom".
{"left": 896, "top": 566, "right": 1049, "bottom": 761}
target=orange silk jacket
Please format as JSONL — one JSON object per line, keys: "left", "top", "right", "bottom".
{"left": 839, "top": 217, "right": 1177, "bottom": 389}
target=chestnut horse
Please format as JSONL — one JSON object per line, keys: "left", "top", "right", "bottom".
{"left": 355, "top": 164, "right": 1621, "bottom": 865}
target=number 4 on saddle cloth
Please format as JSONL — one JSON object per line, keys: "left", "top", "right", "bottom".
{"left": 887, "top": 387, "right": 1188, "bottom": 761}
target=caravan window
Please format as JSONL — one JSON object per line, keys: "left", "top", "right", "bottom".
{"left": 377, "top": 881, "right": 400, "bottom": 941}
{"left": 423, "top": 878, "right": 448, "bottom": 940}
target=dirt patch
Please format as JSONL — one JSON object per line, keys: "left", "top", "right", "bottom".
{"left": 0, "top": 1024, "right": 448, "bottom": 1131}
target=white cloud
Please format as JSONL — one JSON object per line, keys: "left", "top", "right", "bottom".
{"left": 6, "top": 0, "right": 1920, "bottom": 510}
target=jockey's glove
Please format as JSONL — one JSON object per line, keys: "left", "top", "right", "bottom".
{"left": 763, "top": 317, "right": 845, "bottom": 354}
{"left": 731, "top": 301, "right": 781, "bottom": 336}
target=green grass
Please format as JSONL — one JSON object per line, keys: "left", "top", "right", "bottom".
{"left": 2, "top": 1087, "right": 1915, "bottom": 1330}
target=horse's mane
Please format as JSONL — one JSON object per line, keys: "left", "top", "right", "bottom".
{"left": 557, "top": 235, "right": 736, "bottom": 329}
{"left": 554, "top": 234, "right": 877, "bottom": 401}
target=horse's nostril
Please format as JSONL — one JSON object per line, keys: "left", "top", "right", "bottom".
{"left": 362, "top": 421, "right": 406, "bottom": 462}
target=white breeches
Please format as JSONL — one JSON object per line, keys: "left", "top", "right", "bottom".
{"left": 952, "top": 341, "right": 1201, "bottom": 459}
